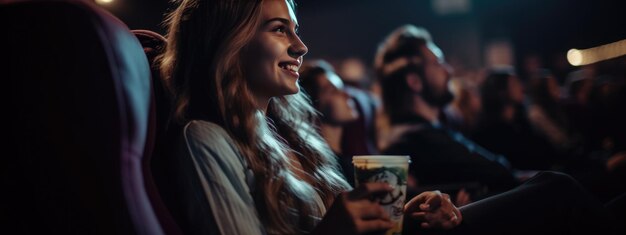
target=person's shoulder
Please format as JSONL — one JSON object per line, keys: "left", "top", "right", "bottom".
{"left": 185, "top": 120, "right": 221, "bottom": 129}
{"left": 185, "top": 120, "right": 227, "bottom": 137}
{"left": 181, "top": 120, "right": 251, "bottom": 169}
{"left": 183, "top": 120, "right": 237, "bottom": 152}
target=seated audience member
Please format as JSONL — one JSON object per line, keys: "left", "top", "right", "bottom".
{"left": 299, "top": 60, "right": 362, "bottom": 185}
{"left": 562, "top": 69, "right": 593, "bottom": 137}
{"left": 337, "top": 57, "right": 381, "bottom": 156}
{"left": 572, "top": 65, "right": 626, "bottom": 204}
{"left": 473, "top": 67, "right": 556, "bottom": 170}
{"left": 341, "top": 83, "right": 380, "bottom": 156}
{"left": 156, "top": 1, "right": 462, "bottom": 234}
{"left": 375, "top": 25, "right": 518, "bottom": 200}
{"left": 374, "top": 24, "right": 623, "bottom": 235}
{"left": 154, "top": 0, "right": 624, "bottom": 234}
{"left": 527, "top": 70, "right": 572, "bottom": 158}
{"left": 443, "top": 78, "right": 481, "bottom": 135}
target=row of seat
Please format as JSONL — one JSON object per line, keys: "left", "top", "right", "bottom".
{"left": 2, "top": 1, "right": 182, "bottom": 234}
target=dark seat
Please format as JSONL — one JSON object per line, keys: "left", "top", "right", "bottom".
{"left": 132, "top": 29, "right": 184, "bottom": 235}
{"left": 131, "top": 29, "right": 218, "bottom": 235}
{"left": 1, "top": 1, "right": 171, "bottom": 234}
{"left": 132, "top": 29, "right": 173, "bottom": 155}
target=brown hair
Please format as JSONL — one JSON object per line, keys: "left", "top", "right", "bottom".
{"left": 159, "top": 0, "right": 349, "bottom": 233}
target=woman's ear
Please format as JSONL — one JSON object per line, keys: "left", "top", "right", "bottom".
{"left": 405, "top": 73, "right": 423, "bottom": 93}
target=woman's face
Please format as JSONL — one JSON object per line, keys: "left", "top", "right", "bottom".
{"left": 243, "top": 0, "right": 308, "bottom": 103}
{"left": 316, "top": 71, "right": 359, "bottom": 124}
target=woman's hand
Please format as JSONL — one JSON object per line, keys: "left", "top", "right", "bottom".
{"left": 404, "top": 190, "right": 462, "bottom": 229}
{"left": 313, "top": 183, "right": 394, "bottom": 235}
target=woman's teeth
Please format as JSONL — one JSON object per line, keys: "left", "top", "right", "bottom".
{"left": 281, "top": 64, "right": 298, "bottom": 72}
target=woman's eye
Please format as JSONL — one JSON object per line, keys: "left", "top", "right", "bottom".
{"left": 273, "top": 26, "right": 286, "bottom": 34}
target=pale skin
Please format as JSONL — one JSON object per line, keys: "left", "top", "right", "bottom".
{"left": 245, "top": 1, "right": 462, "bottom": 234}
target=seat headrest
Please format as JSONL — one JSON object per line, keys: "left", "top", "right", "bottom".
{"left": 1, "top": 1, "right": 162, "bottom": 234}
{"left": 132, "top": 29, "right": 174, "bottom": 144}
{"left": 132, "top": 29, "right": 167, "bottom": 63}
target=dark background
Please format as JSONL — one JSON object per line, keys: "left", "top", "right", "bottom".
{"left": 101, "top": 0, "right": 626, "bottom": 74}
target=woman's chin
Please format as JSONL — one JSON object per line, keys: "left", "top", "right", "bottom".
{"left": 284, "top": 85, "right": 300, "bottom": 95}
{"left": 272, "top": 90, "right": 299, "bottom": 99}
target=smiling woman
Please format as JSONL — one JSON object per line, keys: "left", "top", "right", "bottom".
{"left": 242, "top": 0, "right": 308, "bottom": 108}
{"left": 156, "top": 0, "right": 462, "bottom": 234}
{"left": 158, "top": 0, "right": 357, "bottom": 234}
{"left": 159, "top": 0, "right": 349, "bottom": 232}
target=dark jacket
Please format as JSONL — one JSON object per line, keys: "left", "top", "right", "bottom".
{"left": 383, "top": 115, "right": 518, "bottom": 197}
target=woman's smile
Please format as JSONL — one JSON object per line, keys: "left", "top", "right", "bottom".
{"left": 278, "top": 60, "right": 300, "bottom": 78}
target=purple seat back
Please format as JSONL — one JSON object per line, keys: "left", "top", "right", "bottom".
{"left": 2, "top": 1, "right": 165, "bottom": 234}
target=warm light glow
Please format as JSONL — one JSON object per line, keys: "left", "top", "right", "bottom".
{"left": 95, "top": 0, "right": 114, "bottom": 5}
{"left": 567, "top": 39, "right": 626, "bottom": 66}
{"left": 567, "top": 49, "right": 583, "bottom": 66}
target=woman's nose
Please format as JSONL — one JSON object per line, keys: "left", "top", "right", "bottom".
{"left": 289, "top": 36, "right": 308, "bottom": 58}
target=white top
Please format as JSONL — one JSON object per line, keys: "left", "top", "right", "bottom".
{"left": 183, "top": 120, "right": 326, "bottom": 234}
{"left": 183, "top": 120, "right": 266, "bottom": 234}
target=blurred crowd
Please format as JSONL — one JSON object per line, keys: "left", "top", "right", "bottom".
{"left": 308, "top": 48, "right": 626, "bottom": 205}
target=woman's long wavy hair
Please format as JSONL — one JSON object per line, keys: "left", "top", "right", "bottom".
{"left": 159, "top": 0, "right": 350, "bottom": 233}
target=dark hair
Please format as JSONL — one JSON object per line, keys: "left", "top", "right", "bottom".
{"left": 528, "top": 69, "right": 566, "bottom": 126}
{"left": 481, "top": 67, "right": 517, "bottom": 117}
{"left": 374, "top": 25, "right": 432, "bottom": 123}
{"left": 528, "top": 69, "right": 557, "bottom": 107}
{"left": 299, "top": 60, "right": 336, "bottom": 107}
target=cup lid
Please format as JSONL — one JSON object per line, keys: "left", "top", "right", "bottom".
{"left": 352, "top": 155, "right": 410, "bottom": 163}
